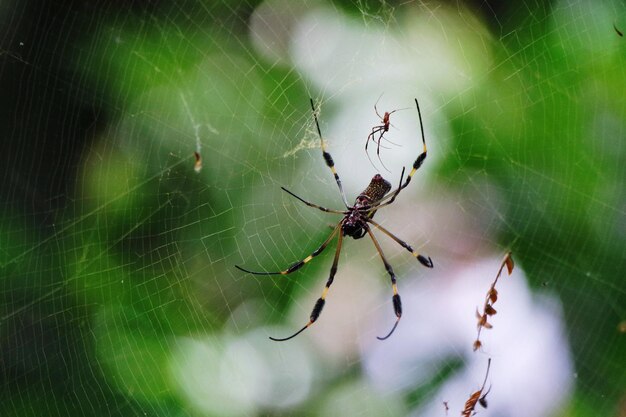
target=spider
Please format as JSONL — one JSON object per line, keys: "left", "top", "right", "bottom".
{"left": 365, "top": 96, "right": 407, "bottom": 173}
{"left": 236, "top": 98, "right": 433, "bottom": 341}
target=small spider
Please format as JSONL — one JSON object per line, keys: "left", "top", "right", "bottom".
{"left": 236, "top": 98, "right": 433, "bottom": 341}
{"left": 365, "top": 96, "right": 406, "bottom": 172}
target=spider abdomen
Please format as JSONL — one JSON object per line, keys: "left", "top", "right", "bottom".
{"left": 357, "top": 174, "right": 391, "bottom": 204}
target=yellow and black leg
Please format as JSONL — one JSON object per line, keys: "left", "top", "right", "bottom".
{"left": 280, "top": 187, "right": 347, "bottom": 214}
{"left": 367, "top": 219, "right": 433, "bottom": 268}
{"left": 269, "top": 229, "right": 344, "bottom": 341}
{"left": 364, "top": 225, "right": 403, "bottom": 340}
{"left": 235, "top": 222, "right": 341, "bottom": 275}
{"left": 398, "top": 98, "right": 428, "bottom": 190}
{"left": 310, "top": 98, "right": 350, "bottom": 208}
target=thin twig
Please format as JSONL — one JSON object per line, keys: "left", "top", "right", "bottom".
{"left": 473, "top": 252, "right": 514, "bottom": 351}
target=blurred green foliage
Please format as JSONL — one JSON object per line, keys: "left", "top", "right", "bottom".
{"left": 441, "top": 3, "right": 626, "bottom": 409}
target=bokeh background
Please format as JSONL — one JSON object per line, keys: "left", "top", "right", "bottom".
{"left": 1, "top": 1, "right": 625, "bottom": 416}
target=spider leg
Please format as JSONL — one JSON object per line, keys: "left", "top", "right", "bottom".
{"left": 378, "top": 134, "right": 401, "bottom": 147}
{"left": 374, "top": 93, "right": 385, "bottom": 120}
{"left": 376, "top": 143, "right": 393, "bottom": 150}
{"left": 364, "top": 224, "right": 402, "bottom": 340}
{"left": 235, "top": 222, "right": 341, "bottom": 276}
{"left": 270, "top": 228, "right": 344, "bottom": 341}
{"left": 366, "top": 126, "right": 389, "bottom": 172}
{"left": 375, "top": 130, "right": 392, "bottom": 174}
{"left": 397, "top": 98, "right": 428, "bottom": 190}
{"left": 365, "top": 148, "right": 378, "bottom": 173}
{"left": 310, "top": 98, "right": 350, "bottom": 208}
{"left": 280, "top": 187, "right": 347, "bottom": 214}
{"left": 386, "top": 108, "right": 405, "bottom": 116}
{"left": 367, "top": 218, "right": 433, "bottom": 268}
{"left": 365, "top": 126, "right": 385, "bottom": 153}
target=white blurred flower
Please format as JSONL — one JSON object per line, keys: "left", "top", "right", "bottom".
{"left": 362, "top": 256, "right": 574, "bottom": 417}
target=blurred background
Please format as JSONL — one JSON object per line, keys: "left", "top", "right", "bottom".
{"left": 0, "top": 0, "right": 624, "bottom": 416}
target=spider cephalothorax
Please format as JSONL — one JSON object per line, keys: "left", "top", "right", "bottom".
{"left": 236, "top": 98, "right": 433, "bottom": 342}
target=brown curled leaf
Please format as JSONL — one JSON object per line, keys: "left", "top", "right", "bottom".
{"left": 461, "top": 359, "right": 491, "bottom": 417}
{"left": 488, "top": 288, "right": 498, "bottom": 304}
{"left": 462, "top": 390, "right": 481, "bottom": 417}
{"left": 476, "top": 311, "right": 492, "bottom": 329}
{"left": 504, "top": 252, "right": 514, "bottom": 275}
{"left": 473, "top": 340, "right": 482, "bottom": 351}
{"left": 479, "top": 385, "right": 492, "bottom": 409}
{"left": 485, "top": 304, "right": 497, "bottom": 316}
{"left": 476, "top": 310, "right": 487, "bottom": 327}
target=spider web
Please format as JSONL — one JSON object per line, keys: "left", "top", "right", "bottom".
{"left": 0, "top": 1, "right": 624, "bottom": 416}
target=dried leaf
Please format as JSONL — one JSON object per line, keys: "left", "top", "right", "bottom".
{"left": 505, "top": 253, "right": 514, "bottom": 275}
{"left": 193, "top": 151, "right": 202, "bottom": 173}
{"left": 473, "top": 340, "right": 482, "bottom": 351}
{"left": 483, "top": 320, "right": 493, "bottom": 329}
{"left": 479, "top": 386, "right": 491, "bottom": 409}
{"left": 477, "top": 312, "right": 488, "bottom": 327}
{"left": 479, "top": 396, "right": 488, "bottom": 408}
{"left": 462, "top": 391, "right": 481, "bottom": 417}
{"left": 485, "top": 304, "right": 497, "bottom": 316}
{"left": 488, "top": 288, "right": 498, "bottom": 304}
{"left": 462, "top": 359, "right": 491, "bottom": 417}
